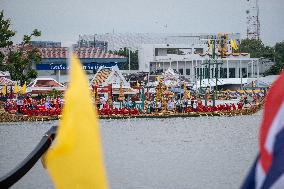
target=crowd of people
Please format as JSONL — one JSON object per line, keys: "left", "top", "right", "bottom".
{"left": 94, "top": 95, "right": 250, "bottom": 116}
{"left": 1, "top": 90, "right": 262, "bottom": 117}
{"left": 4, "top": 96, "right": 63, "bottom": 116}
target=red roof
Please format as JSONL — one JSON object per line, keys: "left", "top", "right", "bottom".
{"left": 0, "top": 46, "right": 126, "bottom": 61}
{"left": 0, "top": 77, "right": 14, "bottom": 85}
{"left": 39, "top": 47, "right": 125, "bottom": 59}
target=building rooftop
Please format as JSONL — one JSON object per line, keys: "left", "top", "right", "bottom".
{"left": 39, "top": 47, "right": 125, "bottom": 59}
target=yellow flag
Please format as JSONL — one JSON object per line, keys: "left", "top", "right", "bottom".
{"left": 21, "top": 82, "right": 27, "bottom": 94}
{"left": 156, "top": 76, "right": 160, "bottom": 81}
{"left": 230, "top": 39, "right": 235, "bottom": 50}
{"left": 14, "top": 83, "right": 19, "bottom": 93}
{"left": 234, "top": 39, "right": 239, "bottom": 50}
{"left": 231, "top": 39, "right": 238, "bottom": 51}
{"left": 44, "top": 54, "right": 109, "bottom": 189}
{"left": 2, "top": 84, "right": 7, "bottom": 95}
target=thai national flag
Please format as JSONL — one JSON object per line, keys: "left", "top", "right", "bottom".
{"left": 241, "top": 71, "right": 284, "bottom": 189}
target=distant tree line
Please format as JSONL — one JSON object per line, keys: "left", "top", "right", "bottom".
{"left": 239, "top": 38, "right": 284, "bottom": 75}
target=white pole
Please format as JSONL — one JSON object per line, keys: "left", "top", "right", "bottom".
{"left": 226, "top": 59, "right": 229, "bottom": 78}
{"left": 128, "top": 48, "right": 131, "bottom": 71}
{"left": 240, "top": 60, "right": 242, "bottom": 89}
{"left": 184, "top": 60, "right": 186, "bottom": 77}
{"left": 194, "top": 59, "right": 198, "bottom": 81}
{"left": 58, "top": 70, "right": 61, "bottom": 83}
{"left": 257, "top": 59, "right": 260, "bottom": 86}
{"left": 247, "top": 63, "right": 249, "bottom": 78}
{"left": 155, "top": 62, "right": 157, "bottom": 73}
{"left": 251, "top": 60, "right": 254, "bottom": 78}
{"left": 177, "top": 61, "right": 179, "bottom": 72}
{"left": 191, "top": 60, "right": 193, "bottom": 80}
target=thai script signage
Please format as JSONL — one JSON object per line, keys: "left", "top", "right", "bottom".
{"left": 36, "top": 63, "right": 117, "bottom": 70}
{"left": 97, "top": 86, "right": 112, "bottom": 93}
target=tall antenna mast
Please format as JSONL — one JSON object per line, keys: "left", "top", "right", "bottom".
{"left": 246, "top": 0, "right": 261, "bottom": 40}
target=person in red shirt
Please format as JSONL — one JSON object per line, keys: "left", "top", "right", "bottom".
{"left": 232, "top": 103, "right": 236, "bottom": 111}
{"left": 237, "top": 102, "right": 243, "bottom": 110}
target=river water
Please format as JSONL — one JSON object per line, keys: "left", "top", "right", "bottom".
{"left": 0, "top": 112, "right": 262, "bottom": 189}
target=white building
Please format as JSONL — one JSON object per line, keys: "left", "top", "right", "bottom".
{"left": 138, "top": 43, "right": 272, "bottom": 84}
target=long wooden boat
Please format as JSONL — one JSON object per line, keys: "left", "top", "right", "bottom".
{"left": 0, "top": 103, "right": 263, "bottom": 122}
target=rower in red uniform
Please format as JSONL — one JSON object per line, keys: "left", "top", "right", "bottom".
{"left": 232, "top": 103, "right": 236, "bottom": 110}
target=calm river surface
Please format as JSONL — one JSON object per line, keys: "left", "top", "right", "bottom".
{"left": 0, "top": 112, "right": 262, "bottom": 189}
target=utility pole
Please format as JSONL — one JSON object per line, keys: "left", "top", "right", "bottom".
{"left": 199, "top": 67, "right": 202, "bottom": 94}
{"left": 93, "top": 34, "right": 96, "bottom": 48}
{"left": 128, "top": 48, "right": 131, "bottom": 71}
{"left": 202, "top": 35, "right": 225, "bottom": 106}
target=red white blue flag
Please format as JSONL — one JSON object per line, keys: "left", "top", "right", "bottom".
{"left": 241, "top": 72, "right": 284, "bottom": 189}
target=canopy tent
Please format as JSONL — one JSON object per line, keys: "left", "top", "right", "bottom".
{"left": 0, "top": 77, "right": 14, "bottom": 86}
{"left": 243, "top": 80, "right": 270, "bottom": 89}
{"left": 162, "top": 67, "right": 180, "bottom": 87}
{"left": 27, "top": 78, "right": 66, "bottom": 94}
{"left": 0, "top": 71, "right": 10, "bottom": 78}
{"left": 91, "top": 65, "right": 138, "bottom": 95}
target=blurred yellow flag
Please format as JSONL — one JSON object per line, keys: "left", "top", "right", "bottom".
{"left": 230, "top": 39, "right": 238, "bottom": 51}
{"left": 44, "top": 54, "right": 109, "bottom": 189}
{"left": 21, "top": 82, "right": 26, "bottom": 94}
{"left": 14, "top": 83, "right": 19, "bottom": 93}
{"left": 2, "top": 84, "right": 7, "bottom": 95}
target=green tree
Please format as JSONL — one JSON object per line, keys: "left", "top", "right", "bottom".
{"left": 239, "top": 38, "right": 266, "bottom": 58}
{"left": 239, "top": 38, "right": 284, "bottom": 75}
{"left": 111, "top": 47, "right": 139, "bottom": 70}
{"left": 0, "top": 11, "right": 15, "bottom": 70}
{"left": 0, "top": 10, "right": 41, "bottom": 85}
{"left": 265, "top": 41, "right": 284, "bottom": 75}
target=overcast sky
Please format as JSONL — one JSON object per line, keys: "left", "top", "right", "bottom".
{"left": 1, "top": 0, "right": 284, "bottom": 46}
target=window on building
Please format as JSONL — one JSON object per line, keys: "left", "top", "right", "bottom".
{"left": 214, "top": 68, "right": 218, "bottom": 78}
{"left": 156, "top": 69, "right": 163, "bottom": 74}
{"left": 220, "top": 68, "right": 227, "bottom": 78}
{"left": 167, "top": 48, "right": 178, "bottom": 54}
{"left": 179, "top": 69, "right": 184, "bottom": 75}
{"left": 194, "top": 48, "right": 204, "bottom": 54}
{"left": 239, "top": 68, "right": 245, "bottom": 78}
{"left": 186, "top": 69, "right": 190, "bottom": 75}
{"left": 196, "top": 68, "right": 200, "bottom": 77}
{"left": 204, "top": 68, "right": 209, "bottom": 78}
{"left": 242, "top": 68, "right": 247, "bottom": 78}
{"left": 155, "top": 48, "right": 159, "bottom": 56}
{"left": 229, "top": 68, "right": 236, "bottom": 78}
